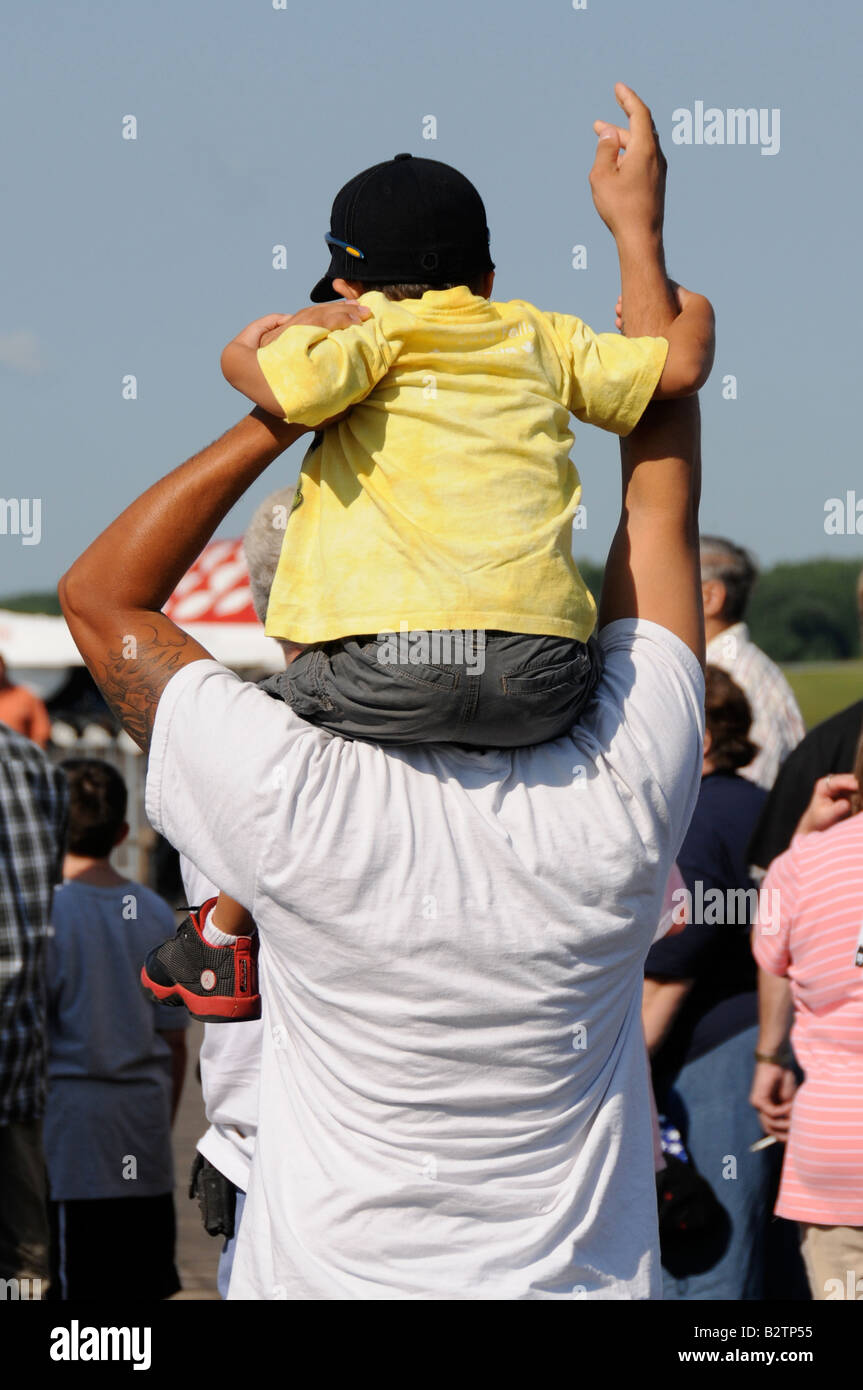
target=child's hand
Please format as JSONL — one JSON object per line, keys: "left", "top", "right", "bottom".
{"left": 257, "top": 300, "right": 374, "bottom": 349}
{"left": 232, "top": 314, "right": 293, "bottom": 350}
{"left": 615, "top": 281, "right": 688, "bottom": 333}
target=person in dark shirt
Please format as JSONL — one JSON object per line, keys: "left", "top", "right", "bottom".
{"left": 749, "top": 563, "right": 863, "bottom": 871}
{"left": 748, "top": 699, "right": 863, "bottom": 871}
{"left": 643, "top": 666, "right": 807, "bottom": 1300}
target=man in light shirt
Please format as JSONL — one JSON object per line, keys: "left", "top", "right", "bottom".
{"left": 701, "top": 536, "right": 805, "bottom": 789}
{"left": 59, "top": 91, "right": 710, "bottom": 1299}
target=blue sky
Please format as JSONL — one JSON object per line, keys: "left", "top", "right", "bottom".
{"left": 2, "top": 0, "right": 862, "bottom": 596}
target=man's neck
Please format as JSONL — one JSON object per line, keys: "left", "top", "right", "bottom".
{"left": 63, "top": 853, "right": 127, "bottom": 887}
{"left": 705, "top": 616, "right": 733, "bottom": 645}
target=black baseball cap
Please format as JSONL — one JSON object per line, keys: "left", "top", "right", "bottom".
{"left": 310, "top": 153, "right": 495, "bottom": 302}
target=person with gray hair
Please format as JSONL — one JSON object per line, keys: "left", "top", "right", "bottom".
{"left": 701, "top": 535, "right": 805, "bottom": 789}
{"left": 242, "top": 487, "right": 302, "bottom": 632}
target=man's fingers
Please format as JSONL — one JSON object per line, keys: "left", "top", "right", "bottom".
{"left": 590, "top": 124, "right": 624, "bottom": 182}
{"left": 592, "top": 119, "right": 630, "bottom": 148}
{"left": 614, "top": 81, "right": 655, "bottom": 144}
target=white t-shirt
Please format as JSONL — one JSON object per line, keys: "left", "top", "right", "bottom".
{"left": 181, "top": 856, "right": 260, "bottom": 1192}
{"left": 146, "top": 618, "right": 704, "bottom": 1299}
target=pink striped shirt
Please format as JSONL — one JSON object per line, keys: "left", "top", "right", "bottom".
{"left": 754, "top": 816, "right": 863, "bottom": 1224}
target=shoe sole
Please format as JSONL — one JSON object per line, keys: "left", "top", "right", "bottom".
{"left": 140, "top": 965, "right": 261, "bottom": 1023}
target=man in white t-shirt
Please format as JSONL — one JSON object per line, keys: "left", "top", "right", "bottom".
{"left": 59, "top": 87, "right": 710, "bottom": 1299}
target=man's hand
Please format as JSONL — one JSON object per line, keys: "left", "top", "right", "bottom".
{"left": 750, "top": 1061, "right": 797, "bottom": 1141}
{"left": 590, "top": 82, "right": 667, "bottom": 245}
{"left": 597, "top": 97, "right": 715, "bottom": 400}
{"left": 795, "top": 772, "right": 859, "bottom": 836}
{"left": 257, "top": 300, "right": 373, "bottom": 349}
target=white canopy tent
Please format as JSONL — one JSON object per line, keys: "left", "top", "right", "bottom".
{"left": 0, "top": 539, "right": 282, "bottom": 697}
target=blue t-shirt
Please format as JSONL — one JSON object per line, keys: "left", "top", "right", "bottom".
{"left": 645, "top": 771, "right": 767, "bottom": 1082}
{"left": 44, "top": 879, "right": 188, "bottom": 1201}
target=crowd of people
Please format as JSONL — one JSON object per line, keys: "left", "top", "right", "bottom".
{"left": 1, "top": 85, "right": 862, "bottom": 1304}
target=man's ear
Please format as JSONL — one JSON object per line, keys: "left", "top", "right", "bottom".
{"left": 114, "top": 821, "right": 130, "bottom": 848}
{"left": 701, "top": 578, "right": 726, "bottom": 620}
{"left": 481, "top": 271, "right": 495, "bottom": 298}
{"left": 331, "top": 278, "right": 365, "bottom": 300}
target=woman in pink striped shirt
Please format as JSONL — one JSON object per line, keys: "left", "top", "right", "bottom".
{"left": 753, "top": 744, "right": 863, "bottom": 1301}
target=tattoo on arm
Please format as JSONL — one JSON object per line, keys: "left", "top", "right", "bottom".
{"left": 94, "top": 622, "right": 197, "bottom": 754}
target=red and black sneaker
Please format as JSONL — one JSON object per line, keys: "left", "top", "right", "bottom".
{"left": 141, "top": 898, "right": 261, "bottom": 1023}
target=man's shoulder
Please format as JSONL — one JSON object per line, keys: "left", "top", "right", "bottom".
{"left": 714, "top": 625, "right": 779, "bottom": 674}
{"left": 709, "top": 626, "right": 800, "bottom": 705}
{"left": 583, "top": 619, "right": 705, "bottom": 763}
{"left": 747, "top": 642, "right": 799, "bottom": 699}
{"left": 596, "top": 616, "right": 703, "bottom": 679}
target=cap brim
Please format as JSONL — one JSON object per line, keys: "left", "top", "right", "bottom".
{"left": 310, "top": 274, "right": 341, "bottom": 303}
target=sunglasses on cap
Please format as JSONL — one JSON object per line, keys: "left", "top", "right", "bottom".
{"left": 325, "top": 232, "right": 365, "bottom": 260}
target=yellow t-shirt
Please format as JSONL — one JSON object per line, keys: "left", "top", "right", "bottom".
{"left": 258, "top": 287, "right": 668, "bottom": 643}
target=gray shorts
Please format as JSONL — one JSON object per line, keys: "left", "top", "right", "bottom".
{"left": 259, "top": 630, "right": 603, "bottom": 748}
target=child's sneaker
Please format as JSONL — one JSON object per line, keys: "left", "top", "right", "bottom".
{"left": 141, "top": 898, "right": 261, "bottom": 1022}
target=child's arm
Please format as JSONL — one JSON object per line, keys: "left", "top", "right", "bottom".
{"left": 615, "top": 284, "right": 715, "bottom": 399}
{"left": 221, "top": 314, "right": 293, "bottom": 416}
{"left": 636, "top": 283, "right": 713, "bottom": 399}
{"left": 221, "top": 301, "right": 375, "bottom": 418}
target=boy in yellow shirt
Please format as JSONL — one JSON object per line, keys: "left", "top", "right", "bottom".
{"left": 142, "top": 84, "right": 714, "bottom": 1020}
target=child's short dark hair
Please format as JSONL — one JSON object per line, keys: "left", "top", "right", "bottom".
{"left": 363, "top": 273, "right": 489, "bottom": 301}
{"left": 61, "top": 757, "right": 128, "bottom": 858}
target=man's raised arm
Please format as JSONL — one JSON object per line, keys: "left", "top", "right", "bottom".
{"left": 590, "top": 84, "right": 708, "bottom": 665}
{"left": 599, "top": 396, "right": 704, "bottom": 665}
{"left": 59, "top": 411, "right": 305, "bottom": 753}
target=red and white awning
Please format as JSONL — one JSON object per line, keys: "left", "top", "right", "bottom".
{"left": 163, "top": 539, "right": 258, "bottom": 625}
{"left": 0, "top": 540, "right": 282, "bottom": 672}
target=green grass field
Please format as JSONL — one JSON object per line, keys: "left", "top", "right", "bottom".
{"left": 782, "top": 662, "right": 863, "bottom": 730}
